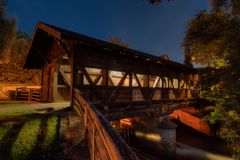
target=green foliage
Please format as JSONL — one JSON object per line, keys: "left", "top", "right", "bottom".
{"left": 204, "top": 108, "right": 225, "bottom": 125}
{"left": 183, "top": 0, "right": 240, "bottom": 102}
{"left": 206, "top": 110, "right": 240, "bottom": 160}
{"left": 183, "top": 11, "right": 235, "bottom": 67}
{"left": 184, "top": 1, "right": 240, "bottom": 159}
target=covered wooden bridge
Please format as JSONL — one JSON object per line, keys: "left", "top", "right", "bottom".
{"left": 24, "top": 22, "right": 201, "bottom": 160}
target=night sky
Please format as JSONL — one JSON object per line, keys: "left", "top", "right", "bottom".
{"left": 7, "top": 0, "right": 209, "bottom": 63}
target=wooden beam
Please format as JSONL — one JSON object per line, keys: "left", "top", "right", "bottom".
{"left": 101, "top": 69, "right": 108, "bottom": 86}
{"left": 150, "top": 76, "right": 160, "bottom": 100}
{"left": 78, "top": 65, "right": 94, "bottom": 85}
{"left": 105, "top": 101, "right": 193, "bottom": 120}
{"left": 133, "top": 72, "right": 142, "bottom": 88}
{"left": 93, "top": 75, "right": 102, "bottom": 85}
{"left": 129, "top": 72, "right": 133, "bottom": 102}
{"left": 37, "top": 22, "right": 61, "bottom": 39}
{"left": 107, "top": 71, "right": 130, "bottom": 105}
{"left": 133, "top": 72, "right": 147, "bottom": 100}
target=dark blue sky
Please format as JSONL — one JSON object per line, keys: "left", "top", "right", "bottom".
{"left": 7, "top": 0, "right": 209, "bottom": 63}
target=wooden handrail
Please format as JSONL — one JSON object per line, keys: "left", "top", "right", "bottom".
{"left": 73, "top": 88, "right": 138, "bottom": 160}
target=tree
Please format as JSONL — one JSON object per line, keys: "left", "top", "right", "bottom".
{"left": 108, "top": 36, "right": 129, "bottom": 48}
{"left": 183, "top": 1, "right": 240, "bottom": 159}
{"left": 210, "top": 0, "right": 240, "bottom": 15}
{"left": 0, "top": 0, "right": 16, "bottom": 62}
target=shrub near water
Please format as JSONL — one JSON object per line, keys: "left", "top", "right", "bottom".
{"left": 10, "top": 119, "right": 41, "bottom": 160}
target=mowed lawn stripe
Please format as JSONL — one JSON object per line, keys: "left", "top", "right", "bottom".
{"left": 10, "top": 118, "right": 41, "bottom": 160}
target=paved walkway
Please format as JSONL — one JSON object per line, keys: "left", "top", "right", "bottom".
{"left": 0, "top": 102, "right": 71, "bottom": 112}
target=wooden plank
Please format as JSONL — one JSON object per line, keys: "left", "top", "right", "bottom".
{"left": 95, "top": 131, "right": 111, "bottom": 160}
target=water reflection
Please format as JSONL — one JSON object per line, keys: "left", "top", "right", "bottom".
{"left": 129, "top": 120, "right": 233, "bottom": 160}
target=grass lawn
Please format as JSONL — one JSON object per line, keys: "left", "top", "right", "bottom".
{"left": 0, "top": 110, "right": 35, "bottom": 120}
{"left": 0, "top": 110, "right": 61, "bottom": 160}
{"left": 10, "top": 118, "right": 41, "bottom": 160}
{"left": 0, "top": 122, "right": 15, "bottom": 140}
{"left": 0, "top": 104, "right": 26, "bottom": 107}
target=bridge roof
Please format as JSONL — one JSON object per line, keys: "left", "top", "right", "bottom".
{"left": 24, "top": 22, "right": 197, "bottom": 73}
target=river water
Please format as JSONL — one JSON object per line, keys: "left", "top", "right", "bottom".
{"left": 128, "top": 119, "right": 233, "bottom": 160}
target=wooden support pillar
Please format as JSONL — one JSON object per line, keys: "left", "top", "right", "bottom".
{"left": 102, "top": 69, "right": 108, "bottom": 86}
{"left": 77, "top": 71, "right": 84, "bottom": 86}
{"left": 41, "top": 64, "right": 51, "bottom": 102}
{"left": 53, "top": 71, "right": 59, "bottom": 101}
{"left": 48, "top": 62, "right": 56, "bottom": 102}
{"left": 129, "top": 72, "right": 133, "bottom": 102}
{"left": 70, "top": 54, "right": 78, "bottom": 107}
{"left": 147, "top": 75, "right": 150, "bottom": 102}
{"left": 177, "top": 74, "right": 180, "bottom": 90}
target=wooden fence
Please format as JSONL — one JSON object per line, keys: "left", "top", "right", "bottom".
{"left": 72, "top": 88, "right": 138, "bottom": 160}
{"left": 16, "top": 87, "right": 41, "bottom": 101}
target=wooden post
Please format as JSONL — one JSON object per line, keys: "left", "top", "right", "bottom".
{"left": 46, "top": 60, "right": 57, "bottom": 102}
{"left": 16, "top": 88, "right": 19, "bottom": 100}
{"left": 28, "top": 88, "right": 31, "bottom": 101}
{"left": 41, "top": 64, "right": 50, "bottom": 102}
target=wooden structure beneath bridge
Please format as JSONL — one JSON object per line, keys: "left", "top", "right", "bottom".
{"left": 24, "top": 22, "right": 201, "bottom": 159}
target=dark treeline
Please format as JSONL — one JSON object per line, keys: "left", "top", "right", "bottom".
{"left": 0, "top": 1, "right": 40, "bottom": 84}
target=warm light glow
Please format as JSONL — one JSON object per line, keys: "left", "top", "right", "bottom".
{"left": 120, "top": 118, "right": 132, "bottom": 128}
{"left": 135, "top": 131, "right": 161, "bottom": 142}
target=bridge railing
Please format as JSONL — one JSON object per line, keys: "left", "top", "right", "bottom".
{"left": 72, "top": 88, "right": 138, "bottom": 160}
